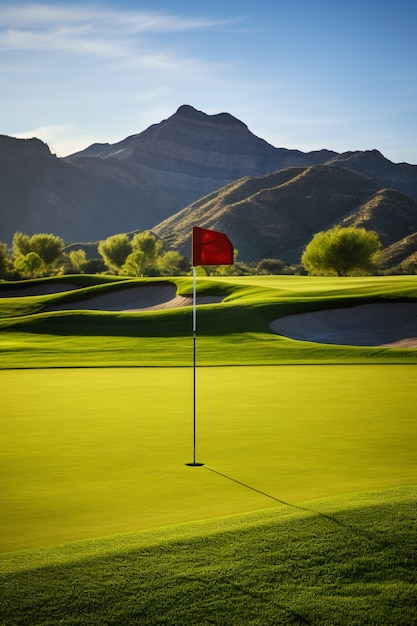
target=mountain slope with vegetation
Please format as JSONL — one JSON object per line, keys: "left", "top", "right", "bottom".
{"left": 153, "top": 165, "right": 417, "bottom": 264}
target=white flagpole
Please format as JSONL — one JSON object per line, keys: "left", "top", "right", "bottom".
{"left": 187, "top": 266, "right": 203, "bottom": 466}
{"left": 192, "top": 265, "right": 197, "bottom": 465}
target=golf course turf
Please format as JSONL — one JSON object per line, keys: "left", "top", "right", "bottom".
{"left": 0, "top": 275, "right": 416, "bottom": 624}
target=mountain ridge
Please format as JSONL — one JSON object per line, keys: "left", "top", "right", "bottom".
{"left": 153, "top": 164, "right": 417, "bottom": 264}
{"left": 1, "top": 105, "right": 417, "bottom": 268}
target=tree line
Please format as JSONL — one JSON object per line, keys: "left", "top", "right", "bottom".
{"left": 0, "top": 226, "right": 406, "bottom": 281}
{"left": 0, "top": 231, "right": 186, "bottom": 279}
{"left": 0, "top": 230, "right": 303, "bottom": 279}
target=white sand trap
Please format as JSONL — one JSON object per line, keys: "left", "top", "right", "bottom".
{"left": 46, "top": 284, "right": 223, "bottom": 312}
{"left": 270, "top": 303, "right": 417, "bottom": 347}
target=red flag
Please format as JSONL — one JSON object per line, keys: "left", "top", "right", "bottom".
{"left": 192, "top": 226, "right": 234, "bottom": 266}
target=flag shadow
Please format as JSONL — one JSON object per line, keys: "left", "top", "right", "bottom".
{"left": 203, "top": 465, "right": 375, "bottom": 541}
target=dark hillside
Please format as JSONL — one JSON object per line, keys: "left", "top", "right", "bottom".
{"left": 340, "top": 189, "right": 417, "bottom": 246}
{"left": 0, "top": 136, "right": 162, "bottom": 243}
{"left": 379, "top": 232, "right": 417, "bottom": 270}
{"left": 153, "top": 165, "right": 417, "bottom": 264}
{"left": 327, "top": 150, "right": 417, "bottom": 202}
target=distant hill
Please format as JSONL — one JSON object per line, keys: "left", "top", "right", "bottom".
{"left": 379, "top": 232, "right": 417, "bottom": 271}
{"left": 153, "top": 165, "right": 417, "bottom": 264}
{"left": 0, "top": 135, "right": 171, "bottom": 243}
{"left": 1, "top": 105, "right": 417, "bottom": 268}
{"left": 327, "top": 150, "right": 417, "bottom": 201}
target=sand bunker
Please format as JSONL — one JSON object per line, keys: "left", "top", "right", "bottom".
{"left": 270, "top": 303, "right": 417, "bottom": 347}
{"left": 3, "top": 282, "right": 416, "bottom": 348}
{"left": 45, "top": 284, "right": 223, "bottom": 312}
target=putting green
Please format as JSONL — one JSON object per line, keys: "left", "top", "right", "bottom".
{"left": 1, "top": 365, "right": 416, "bottom": 552}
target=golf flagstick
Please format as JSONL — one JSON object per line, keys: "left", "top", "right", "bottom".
{"left": 191, "top": 266, "right": 202, "bottom": 465}
{"left": 186, "top": 227, "right": 234, "bottom": 467}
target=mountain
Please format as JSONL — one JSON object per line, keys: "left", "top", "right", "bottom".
{"left": 327, "top": 150, "right": 417, "bottom": 201}
{"left": 379, "top": 232, "right": 417, "bottom": 271}
{"left": 0, "top": 135, "right": 171, "bottom": 243}
{"left": 68, "top": 105, "right": 336, "bottom": 175}
{"left": 1, "top": 105, "right": 417, "bottom": 265}
{"left": 0, "top": 106, "right": 338, "bottom": 245}
{"left": 153, "top": 165, "right": 417, "bottom": 264}
{"left": 66, "top": 106, "right": 417, "bottom": 208}
{"left": 65, "top": 104, "right": 336, "bottom": 223}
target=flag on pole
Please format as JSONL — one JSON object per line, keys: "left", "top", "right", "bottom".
{"left": 187, "top": 226, "right": 234, "bottom": 466}
{"left": 192, "top": 226, "right": 234, "bottom": 266}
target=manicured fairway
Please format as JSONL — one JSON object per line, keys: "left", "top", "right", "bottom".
{"left": 1, "top": 365, "right": 416, "bottom": 552}
{"left": 1, "top": 275, "right": 417, "bottom": 368}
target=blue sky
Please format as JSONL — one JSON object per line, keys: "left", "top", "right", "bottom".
{"left": 1, "top": 0, "right": 416, "bottom": 163}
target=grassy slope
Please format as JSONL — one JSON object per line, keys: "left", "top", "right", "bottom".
{"left": 0, "top": 275, "right": 416, "bottom": 367}
{"left": 1, "top": 487, "right": 416, "bottom": 625}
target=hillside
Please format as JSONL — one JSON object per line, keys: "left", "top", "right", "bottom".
{"left": 153, "top": 165, "right": 417, "bottom": 263}
{"left": 327, "top": 149, "right": 417, "bottom": 201}
{"left": 1, "top": 105, "right": 417, "bottom": 252}
{"left": 0, "top": 135, "right": 170, "bottom": 243}
{"left": 379, "top": 232, "right": 417, "bottom": 271}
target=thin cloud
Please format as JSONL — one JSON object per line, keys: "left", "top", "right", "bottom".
{"left": 0, "top": 3, "right": 242, "bottom": 38}
{"left": 0, "top": 3, "right": 243, "bottom": 73}
{"left": 0, "top": 2, "right": 244, "bottom": 96}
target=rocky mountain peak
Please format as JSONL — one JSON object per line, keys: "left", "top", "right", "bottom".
{"left": 174, "top": 104, "right": 248, "bottom": 129}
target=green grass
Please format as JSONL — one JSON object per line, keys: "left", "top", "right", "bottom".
{"left": 1, "top": 275, "right": 416, "bottom": 624}
{"left": 1, "top": 275, "right": 417, "bottom": 367}
{"left": 1, "top": 365, "right": 416, "bottom": 552}
{"left": 1, "top": 487, "right": 416, "bottom": 625}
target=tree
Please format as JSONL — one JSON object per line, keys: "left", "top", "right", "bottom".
{"left": 120, "top": 251, "right": 147, "bottom": 277}
{"left": 158, "top": 250, "right": 188, "bottom": 275}
{"left": 83, "top": 258, "right": 107, "bottom": 274}
{"left": 256, "top": 258, "right": 284, "bottom": 274}
{"left": 98, "top": 234, "right": 132, "bottom": 272}
{"left": 12, "top": 232, "right": 63, "bottom": 276}
{"left": 301, "top": 226, "right": 382, "bottom": 277}
{"left": 14, "top": 252, "right": 45, "bottom": 278}
{"left": 0, "top": 242, "right": 11, "bottom": 279}
{"left": 117, "top": 231, "right": 165, "bottom": 277}
{"left": 131, "top": 231, "right": 163, "bottom": 275}
{"left": 29, "top": 233, "right": 63, "bottom": 266}
{"left": 12, "top": 232, "right": 32, "bottom": 258}
{"left": 69, "top": 249, "right": 88, "bottom": 273}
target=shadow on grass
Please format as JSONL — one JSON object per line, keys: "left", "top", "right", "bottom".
{"left": 203, "top": 465, "right": 376, "bottom": 541}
